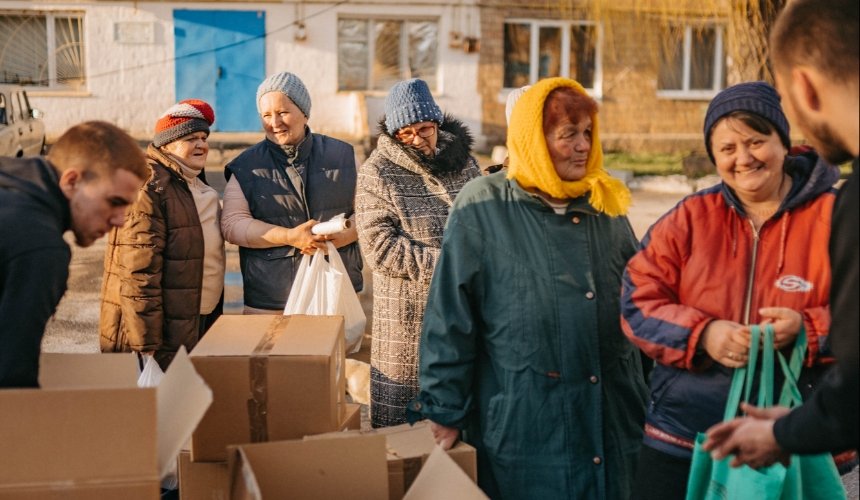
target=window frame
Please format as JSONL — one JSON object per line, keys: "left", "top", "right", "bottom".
{"left": 656, "top": 23, "right": 725, "bottom": 100}
{"left": 502, "top": 18, "right": 603, "bottom": 99}
{"left": 337, "top": 15, "right": 439, "bottom": 93}
{"left": 0, "top": 9, "right": 86, "bottom": 91}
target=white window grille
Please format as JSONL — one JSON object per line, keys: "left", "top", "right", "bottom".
{"left": 0, "top": 11, "right": 85, "bottom": 90}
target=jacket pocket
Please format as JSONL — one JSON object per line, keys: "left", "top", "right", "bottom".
{"left": 483, "top": 392, "right": 509, "bottom": 454}
{"left": 648, "top": 365, "right": 683, "bottom": 412}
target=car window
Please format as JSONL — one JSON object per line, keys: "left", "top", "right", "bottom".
{"left": 0, "top": 93, "right": 7, "bottom": 125}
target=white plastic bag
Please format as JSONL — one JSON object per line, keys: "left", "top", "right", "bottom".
{"left": 284, "top": 241, "right": 366, "bottom": 354}
{"left": 137, "top": 354, "right": 164, "bottom": 388}
{"left": 136, "top": 355, "right": 179, "bottom": 491}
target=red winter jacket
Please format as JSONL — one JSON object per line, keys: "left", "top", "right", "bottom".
{"left": 620, "top": 152, "right": 839, "bottom": 457}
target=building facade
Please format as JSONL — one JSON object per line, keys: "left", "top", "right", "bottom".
{"left": 1, "top": 0, "right": 776, "bottom": 153}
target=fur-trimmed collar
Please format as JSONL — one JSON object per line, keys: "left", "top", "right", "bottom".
{"left": 377, "top": 114, "right": 474, "bottom": 176}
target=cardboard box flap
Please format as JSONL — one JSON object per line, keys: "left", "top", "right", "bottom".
{"left": 189, "top": 315, "right": 274, "bottom": 356}
{"left": 403, "top": 446, "right": 488, "bottom": 500}
{"left": 268, "top": 315, "right": 343, "bottom": 356}
{"left": 380, "top": 422, "right": 438, "bottom": 459}
{"left": 156, "top": 347, "right": 212, "bottom": 479}
{"left": 232, "top": 435, "right": 389, "bottom": 499}
{"left": 39, "top": 352, "right": 138, "bottom": 389}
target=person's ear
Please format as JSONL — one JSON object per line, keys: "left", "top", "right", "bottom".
{"left": 790, "top": 66, "right": 823, "bottom": 114}
{"left": 57, "top": 168, "right": 81, "bottom": 200}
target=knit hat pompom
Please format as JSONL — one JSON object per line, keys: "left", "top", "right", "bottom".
{"left": 256, "top": 72, "right": 311, "bottom": 117}
{"left": 704, "top": 81, "right": 790, "bottom": 162}
{"left": 153, "top": 99, "right": 214, "bottom": 148}
{"left": 384, "top": 78, "right": 444, "bottom": 135}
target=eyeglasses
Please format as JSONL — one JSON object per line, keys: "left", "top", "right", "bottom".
{"left": 396, "top": 124, "right": 436, "bottom": 143}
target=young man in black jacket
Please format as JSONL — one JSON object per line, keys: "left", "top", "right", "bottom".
{"left": 0, "top": 121, "right": 148, "bottom": 388}
{"left": 704, "top": 0, "right": 859, "bottom": 466}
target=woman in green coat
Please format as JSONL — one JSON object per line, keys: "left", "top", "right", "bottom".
{"left": 408, "top": 78, "right": 648, "bottom": 499}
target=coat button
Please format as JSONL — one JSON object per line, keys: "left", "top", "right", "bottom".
{"left": 589, "top": 375, "right": 599, "bottom": 384}
{"left": 585, "top": 291, "right": 595, "bottom": 299}
{"left": 593, "top": 456, "right": 602, "bottom": 465}
{"left": 412, "top": 401, "right": 422, "bottom": 411}
{"left": 571, "top": 216, "right": 581, "bottom": 224}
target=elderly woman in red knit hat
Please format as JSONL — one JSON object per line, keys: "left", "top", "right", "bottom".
{"left": 100, "top": 99, "right": 225, "bottom": 371}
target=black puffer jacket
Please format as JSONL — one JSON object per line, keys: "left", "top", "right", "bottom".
{"left": 0, "top": 157, "right": 71, "bottom": 387}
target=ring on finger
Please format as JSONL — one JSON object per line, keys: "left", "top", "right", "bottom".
{"left": 727, "top": 352, "right": 736, "bottom": 360}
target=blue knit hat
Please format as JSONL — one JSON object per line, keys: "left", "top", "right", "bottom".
{"left": 384, "top": 79, "right": 443, "bottom": 135}
{"left": 704, "top": 81, "right": 790, "bottom": 162}
{"left": 256, "top": 72, "right": 311, "bottom": 118}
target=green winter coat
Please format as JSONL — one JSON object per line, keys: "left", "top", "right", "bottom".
{"left": 409, "top": 173, "right": 647, "bottom": 499}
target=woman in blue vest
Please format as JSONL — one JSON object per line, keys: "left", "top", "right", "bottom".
{"left": 222, "top": 72, "right": 363, "bottom": 313}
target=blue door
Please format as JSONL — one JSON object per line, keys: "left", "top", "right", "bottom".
{"left": 174, "top": 10, "right": 265, "bottom": 132}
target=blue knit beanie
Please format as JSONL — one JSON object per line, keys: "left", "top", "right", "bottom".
{"left": 704, "top": 81, "right": 790, "bottom": 162}
{"left": 256, "top": 72, "right": 311, "bottom": 118}
{"left": 384, "top": 79, "right": 443, "bottom": 135}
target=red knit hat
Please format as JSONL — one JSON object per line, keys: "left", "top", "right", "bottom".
{"left": 153, "top": 99, "right": 215, "bottom": 147}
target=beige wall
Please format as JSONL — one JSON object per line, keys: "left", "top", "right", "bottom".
{"left": 478, "top": 2, "right": 763, "bottom": 154}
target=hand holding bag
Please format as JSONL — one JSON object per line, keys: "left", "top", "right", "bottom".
{"left": 685, "top": 324, "right": 846, "bottom": 500}
{"left": 283, "top": 241, "right": 366, "bottom": 354}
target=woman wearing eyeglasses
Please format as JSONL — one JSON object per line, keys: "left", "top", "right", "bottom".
{"left": 355, "top": 78, "right": 480, "bottom": 428}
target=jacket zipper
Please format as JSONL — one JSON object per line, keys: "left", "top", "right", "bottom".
{"left": 742, "top": 220, "right": 760, "bottom": 325}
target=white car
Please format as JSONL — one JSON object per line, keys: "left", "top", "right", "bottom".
{"left": 0, "top": 84, "right": 46, "bottom": 157}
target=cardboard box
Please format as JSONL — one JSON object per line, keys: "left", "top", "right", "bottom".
{"left": 228, "top": 429, "right": 485, "bottom": 500}
{"left": 0, "top": 349, "right": 212, "bottom": 499}
{"left": 402, "top": 446, "right": 487, "bottom": 500}
{"left": 228, "top": 435, "right": 390, "bottom": 499}
{"left": 341, "top": 402, "right": 362, "bottom": 431}
{"left": 178, "top": 451, "right": 229, "bottom": 500}
{"left": 179, "top": 403, "right": 360, "bottom": 500}
{"left": 305, "top": 421, "right": 477, "bottom": 499}
{"left": 189, "top": 315, "right": 346, "bottom": 462}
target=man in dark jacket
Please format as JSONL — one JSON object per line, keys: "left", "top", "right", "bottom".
{"left": 0, "top": 121, "right": 148, "bottom": 388}
{"left": 705, "top": 0, "right": 859, "bottom": 466}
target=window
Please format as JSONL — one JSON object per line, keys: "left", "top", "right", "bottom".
{"left": 658, "top": 24, "right": 725, "bottom": 99}
{"left": 338, "top": 17, "right": 438, "bottom": 92}
{"left": 0, "top": 11, "right": 85, "bottom": 90}
{"left": 503, "top": 20, "right": 601, "bottom": 96}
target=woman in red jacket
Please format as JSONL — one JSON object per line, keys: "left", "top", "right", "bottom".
{"left": 620, "top": 81, "right": 844, "bottom": 499}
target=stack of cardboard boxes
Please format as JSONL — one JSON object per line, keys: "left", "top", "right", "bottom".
{"left": 1, "top": 314, "right": 483, "bottom": 499}
{"left": 180, "top": 314, "right": 361, "bottom": 498}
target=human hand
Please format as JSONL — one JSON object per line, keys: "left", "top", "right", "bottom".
{"left": 325, "top": 222, "right": 358, "bottom": 249}
{"left": 754, "top": 307, "right": 803, "bottom": 349}
{"left": 429, "top": 421, "right": 460, "bottom": 451}
{"left": 287, "top": 220, "right": 324, "bottom": 254}
{"left": 699, "top": 320, "right": 751, "bottom": 368}
{"left": 703, "top": 403, "right": 791, "bottom": 469}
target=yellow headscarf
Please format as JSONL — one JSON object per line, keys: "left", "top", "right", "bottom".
{"left": 506, "top": 77, "right": 631, "bottom": 216}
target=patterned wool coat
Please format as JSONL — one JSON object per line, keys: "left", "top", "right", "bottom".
{"left": 356, "top": 116, "right": 480, "bottom": 427}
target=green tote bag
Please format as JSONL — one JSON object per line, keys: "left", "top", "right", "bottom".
{"left": 685, "top": 324, "right": 846, "bottom": 500}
